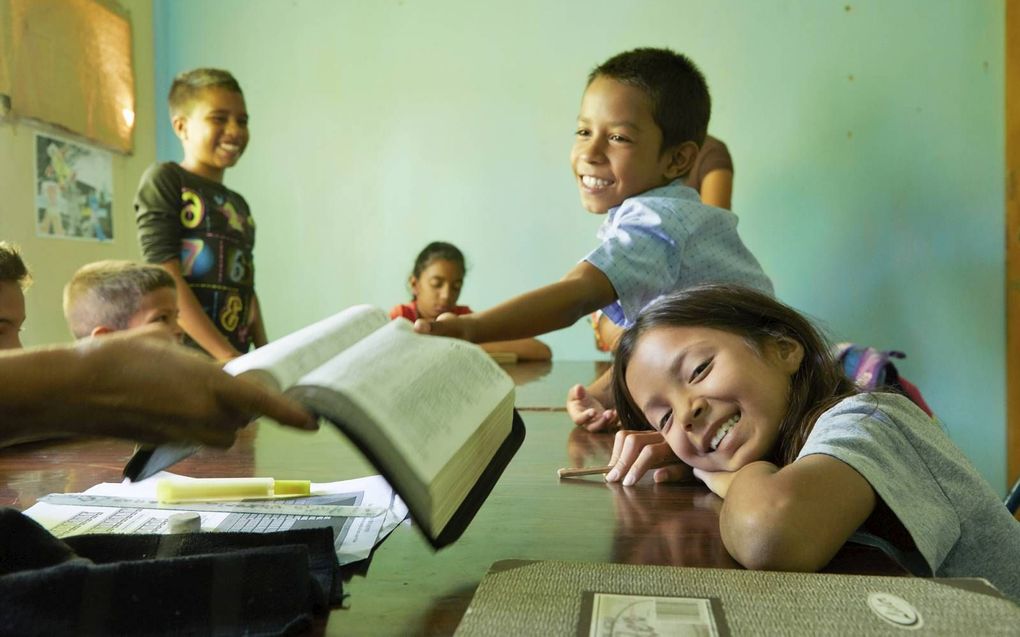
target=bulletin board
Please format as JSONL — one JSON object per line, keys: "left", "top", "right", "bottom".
{"left": 0, "top": 0, "right": 134, "bottom": 153}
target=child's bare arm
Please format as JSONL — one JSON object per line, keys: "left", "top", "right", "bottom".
{"left": 250, "top": 293, "right": 268, "bottom": 348}
{"left": 158, "top": 260, "right": 242, "bottom": 361}
{"left": 716, "top": 456, "right": 876, "bottom": 572}
{"left": 415, "top": 261, "right": 616, "bottom": 342}
{"left": 567, "top": 369, "right": 618, "bottom": 430}
{"left": 480, "top": 338, "right": 552, "bottom": 361}
{"left": 698, "top": 168, "right": 734, "bottom": 209}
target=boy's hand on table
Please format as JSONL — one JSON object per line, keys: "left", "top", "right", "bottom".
{"left": 606, "top": 429, "right": 692, "bottom": 486}
{"left": 566, "top": 384, "right": 618, "bottom": 432}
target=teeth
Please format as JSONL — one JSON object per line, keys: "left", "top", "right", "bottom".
{"left": 581, "top": 175, "right": 612, "bottom": 189}
{"left": 710, "top": 413, "right": 741, "bottom": 451}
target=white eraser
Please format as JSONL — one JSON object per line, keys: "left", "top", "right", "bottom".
{"left": 168, "top": 512, "right": 202, "bottom": 533}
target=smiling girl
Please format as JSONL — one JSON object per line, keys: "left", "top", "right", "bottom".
{"left": 607, "top": 284, "right": 1020, "bottom": 601}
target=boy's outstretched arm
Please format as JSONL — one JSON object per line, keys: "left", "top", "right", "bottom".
{"left": 415, "top": 261, "right": 616, "bottom": 343}
{"left": 159, "top": 259, "right": 243, "bottom": 361}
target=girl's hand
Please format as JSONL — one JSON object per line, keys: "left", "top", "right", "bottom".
{"left": 607, "top": 429, "right": 692, "bottom": 486}
{"left": 692, "top": 467, "right": 738, "bottom": 498}
{"left": 694, "top": 461, "right": 780, "bottom": 499}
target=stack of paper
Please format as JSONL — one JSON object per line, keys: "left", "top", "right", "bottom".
{"left": 22, "top": 472, "right": 408, "bottom": 565}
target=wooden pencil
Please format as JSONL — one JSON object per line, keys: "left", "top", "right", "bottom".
{"left": 556, "top": 465, "right": 613, "bottom": 479}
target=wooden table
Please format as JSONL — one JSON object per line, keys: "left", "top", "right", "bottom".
{"left": 0, "top": 361, "right": 904, "bottom": 636}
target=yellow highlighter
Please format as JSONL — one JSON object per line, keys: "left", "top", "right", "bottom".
{"left": 156, "top": 477, "right": 312, "bottom": 503}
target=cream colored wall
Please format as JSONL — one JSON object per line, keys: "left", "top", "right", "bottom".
{"left": 0, "top": 0, "right": 155, "bottom": 347}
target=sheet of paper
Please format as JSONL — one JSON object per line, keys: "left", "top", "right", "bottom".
{"left": 22, "top": 472, "right": 408, "bottom": 565}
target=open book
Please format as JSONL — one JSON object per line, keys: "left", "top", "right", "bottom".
{"left": 123, "top": 305, "right": 525, "bottom": 549}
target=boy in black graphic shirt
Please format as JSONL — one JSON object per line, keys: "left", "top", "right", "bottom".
{"left": 135, "top": 68, "right": 265, "bottom": 360}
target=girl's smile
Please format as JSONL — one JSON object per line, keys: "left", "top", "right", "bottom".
{"left": 623, "top": 325, "right": 803, "bottom": 472}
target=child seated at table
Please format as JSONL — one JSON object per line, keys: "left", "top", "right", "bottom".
{"left": 63, "top": 260, "right": 182, "bottom": 340}
{"left": 0, "top": 241, "right": 30, "bottom": 350}
{"left": 390, "top": 242, "right": 550, "bottom": 361}
{"left": 606, "top": 283, "right": 1020, "bottom": 601}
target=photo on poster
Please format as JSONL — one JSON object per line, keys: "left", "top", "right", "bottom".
{"left": 34, "top": 132, "right": 114, "bottom": 241}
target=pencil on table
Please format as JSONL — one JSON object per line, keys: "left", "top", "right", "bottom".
{"left": 557, "top": 465, "right": 613, "bottom": 479}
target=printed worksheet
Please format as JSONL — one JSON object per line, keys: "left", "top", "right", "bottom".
{"left": 22, "top": 472, "right": 408, "bottom": 565}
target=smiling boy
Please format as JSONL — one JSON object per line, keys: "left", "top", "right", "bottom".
{"left": 134, "top": 68, "right": 265, "bottom": 361}
{"left": 418, "top": 48, "right": 772, "bottom": 428}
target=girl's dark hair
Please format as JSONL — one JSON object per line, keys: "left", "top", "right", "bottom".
{"left": 612, "top": 284, "right": 857, "bottom": 466}
{"left": 411, "top": 241, "right": 466, "bottom": 278}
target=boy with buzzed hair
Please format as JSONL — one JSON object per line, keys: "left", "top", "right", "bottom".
{"left": 63, "top": 260, "right": 183, "bottom": 339}
{"left": 418, "top": 48, "right": 773, "bottom": 431}
{"left": 134, "top": 67, "right": 266, "bottom": 361}
{"left": 0, "top": 241, "right": 30, "bottom": 350}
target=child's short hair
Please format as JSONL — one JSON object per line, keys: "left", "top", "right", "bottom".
{"left": 612, "top": 284, "right": 857, "bottom": 466}
{"left": 411, "top": 241, "right": 467, "bottom": 278}
{"left": 63, "top": 260, "right": 176, "bottom": 338}
{"left": 589, "top": 48, "right": 711, "bottom": 151}
{"left": 0, "top": 241, "right": 31, "bottom": 289}
{"left": 168, "top": 68, "right": 243, "bottom": 118}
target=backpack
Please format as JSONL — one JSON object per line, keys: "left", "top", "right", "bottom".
{"left": 833, "top": 343, "right": 934, "bottom": 417}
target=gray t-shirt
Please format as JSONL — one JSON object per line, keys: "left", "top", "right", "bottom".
{"left": 800, "top": 393, "right": 1020, "bottom": 601}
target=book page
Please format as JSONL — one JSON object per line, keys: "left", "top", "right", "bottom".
{"left": 224, "top": 305, "right": 387, "bottom": 389}
{"left": 295, "top": 320, "right": 513, "bottom": 483}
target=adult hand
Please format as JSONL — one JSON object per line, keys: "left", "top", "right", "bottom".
{"left": 0, "top": 325, "right": 317, "bottom": 449}
{"left": 78, "top": 326, "right": 318, "bottom": 446}
{"left": 606, "top": 429, "right": 691, "bottom": 486}
{"left": 566, "top": 384, "right": 618, "bottom": 432}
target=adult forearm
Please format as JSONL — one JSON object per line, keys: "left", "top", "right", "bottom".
{"left": 0, "top": 346, "right": 95, "bottom": 445}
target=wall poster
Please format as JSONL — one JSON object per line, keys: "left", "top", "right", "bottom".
{"left": 34, "top": 132, "right": 114, "bottom": 241}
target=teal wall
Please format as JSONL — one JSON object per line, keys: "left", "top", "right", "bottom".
{"left": 152, "top": 0, "right": 1007, "bottom": 491}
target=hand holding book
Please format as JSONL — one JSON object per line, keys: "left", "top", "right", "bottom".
{"left": 124, "top": 305, "right": 525, "bottom": 548}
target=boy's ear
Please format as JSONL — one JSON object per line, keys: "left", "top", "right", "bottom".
{"left": 772, "top": 336, "right": 805, "bottom": 375}
{"left": 90, "top": 325, "right": 114, "bottom": 338}
{"left": 663, "top": 141, "right": 700, "bottom": 181}
{"left": 171, "top": 114, "right": 188, "bottom": 141}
